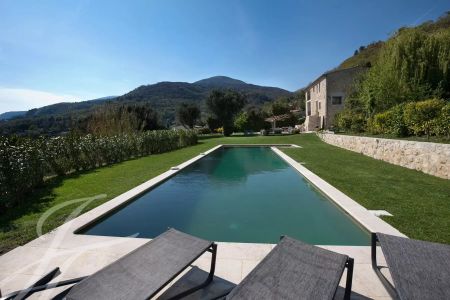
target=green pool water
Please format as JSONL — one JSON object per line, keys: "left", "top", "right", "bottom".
{"left": 80, "top": 147, "right": 369, "bottom": 245}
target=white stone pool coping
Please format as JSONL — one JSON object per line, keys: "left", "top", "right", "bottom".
{"left": 0, "top": 144, "right": 404, "bottom": 299}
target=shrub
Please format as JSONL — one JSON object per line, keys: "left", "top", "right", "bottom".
{"left": 233, "top": 112, "right": 248, "bottom": 132}
{"left": 404, "top": 99, "right": 446, "bottom": 137}
{"left": 369, "top": 99, "right": 449, "bottom": 138}
{"left": 334, "top": 110, "right": 367, "bottom": 133}
{"left": 0, "top": 130, "right": 197, "bottom": 210}
{"left": 195, "top": 127, "right": 211, "bottom": 135}
{"left": 370, "top": 104, "right": 408, "bottom": 136}
{"left": 431, "top": 103, "right": 450, "bottom": 137}
{"left": 0, "top": 137, "right": 44, "bottom": 209}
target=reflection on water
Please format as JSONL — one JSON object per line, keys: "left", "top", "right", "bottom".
{"left": 176, "top": 147, "right": 288, "bottom": 186}
{"left": 80, "top": 147, "right": 369, "bottom": 245}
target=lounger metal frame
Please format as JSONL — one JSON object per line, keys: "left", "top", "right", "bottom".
{"left": 342, "top": 257, "right": 354, "bottom": 300}
{"left": 1, "top": 243, "right": 217, "bottom": 300}
{"left": 371, "top": 232, "right": 398, "bottom": 299}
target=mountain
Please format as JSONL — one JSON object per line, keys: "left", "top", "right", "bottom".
{"left": 194, "top": 76, "right": 246, "bottom": 88}
{"left": 116, "top": 76, "right": 292, "bottom": 120}
{"left": 0, "top": 76, "right": 291, "bottom": 135}
{"left": 0, "top": 111, "right": 26, "bottom": 120}
{"left": 24, "top": 96, "right": 118, "bottom": 118}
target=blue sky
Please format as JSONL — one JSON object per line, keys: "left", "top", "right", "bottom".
{"left": 0, "top": 0, "right": 449, "bottom": 113}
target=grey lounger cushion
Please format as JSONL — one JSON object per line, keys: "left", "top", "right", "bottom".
{"left": 377, "top": 233, "right": 450, "bottom": 300}
{"left": 226, "top": 236, "right": 349, "bottom": 300}
{"left": 65, "top": 228, "right": 212, "bottom": 300}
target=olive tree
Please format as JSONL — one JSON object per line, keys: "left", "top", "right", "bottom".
{"left": 206, "top": 90, "right": 246, "bottom": 136}
{"left": 176, "top": 102, "right": 201, "bottom": 129}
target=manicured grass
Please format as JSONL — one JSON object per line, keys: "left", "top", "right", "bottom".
{"left": 282, "top": 134, "right": 450, "bottom": 244}
{"left": 1, "top": 134, "right": 449, "bottom": 254}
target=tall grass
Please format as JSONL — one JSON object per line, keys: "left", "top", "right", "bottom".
{"left": 0, "top": 130, "right": 197, "bottom": 209}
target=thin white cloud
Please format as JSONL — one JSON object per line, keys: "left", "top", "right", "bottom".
{"left": 0, "top": 87, "right": 79, "bottom": 113}
{"left": 411, "top": 4, "right": 437, "bottom": 26}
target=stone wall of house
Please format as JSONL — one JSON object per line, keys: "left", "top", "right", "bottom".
{"left": 318, "top": 133, "right": 450, "bottom": 179}
{"left": 305, "top": 77, "right": 327, "bottom": 131}
{"left": 325, "top": 67, "right": 364, "bottom": 128}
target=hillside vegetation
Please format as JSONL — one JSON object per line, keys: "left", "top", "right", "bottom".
{"left": 335, "top": 12, "right": 450, "bottom": 139}
{"left": 338, "top": 41, "right": 384, "bottom": 70}
{"left": 0, "top": 76, "right": 291, "bottom": 136}
{"left": 338, "top": 12, "right": 450, "bottom": 70}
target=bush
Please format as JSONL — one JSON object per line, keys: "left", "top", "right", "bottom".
{"left": 0, "top": 130, "right": 197, "bottom": 210}
{"left": 431, "top": 103, "right": 450, "bottom": 137}
{"left": 233, "top": 112, "right": 248, "bottom": 132}
{"left": 404, "top": 99, "right": 446, "bottom": 137}
{"left": 334, "top": 110, "right": 367, "bottom": 133}
{"left": 370, "top": 104, "right": 408, "bottom": 136}
{"left": 369, "top": 99, "right": 449, "bottom": 138}
{"left": 195, "top": 127, "right": 211, "bottom": 135}
{"left": 0, "top": 137, "right": 44, "bottom": 208}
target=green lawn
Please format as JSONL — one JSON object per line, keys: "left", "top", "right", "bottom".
{"left": 1, "top": 134, "right": 449, "bottom": 254}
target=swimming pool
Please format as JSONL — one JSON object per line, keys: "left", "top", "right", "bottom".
{"left": 79, "top": 147, "right": 369, "bottom": 245}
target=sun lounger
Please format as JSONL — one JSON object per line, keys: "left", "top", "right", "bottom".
{"left": 372, "top": 232, "right": 450, "bottom": 300}
{"left": 222, "top": 236, "right": 354, "bottom": 300}
{"left": 1, "top": 229, "right": 217, "bottom": 300}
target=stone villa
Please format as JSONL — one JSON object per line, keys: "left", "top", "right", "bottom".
{"left": 304, "top": 66, "right": 366, "bottom": 131}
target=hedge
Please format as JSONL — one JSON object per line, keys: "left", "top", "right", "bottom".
{"left": 368, "top": 99, "right": 449, "bottom": 137}
{"left": 0, "top": 130, "right": 197, "bottom": 209}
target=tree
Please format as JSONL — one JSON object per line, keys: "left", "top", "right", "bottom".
{"left": 206, "top": 90, "right": 246, "bottom": 136}
{"left": 270, "top": 100, "right": 291, "bottom": 115}
{"left": 206, "top": 116, "right": 221, "bottom": 131}
{"left": 234, "top": 106, "right": 269, "bottom": 132}
{"left": 86, "top": 104, "right": 161, "bottom": 135}
{"left": 268, "top": 91, "right": 305, "bottom": 116}
{"left": 176, "top": 102, "right": 200, "bottom": 128}
{"left": 246, "top": 106, "right": 269, "bottom": 130}
{"left": 358, "top": 28, "right": 450, "bottom": 115}
{"left": 233, "top": 112, "right": 249, "bottom": 132}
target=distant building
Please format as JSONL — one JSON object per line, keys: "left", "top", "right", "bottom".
{"left": 304, "top": 66, "right": 366, "bottom": 131}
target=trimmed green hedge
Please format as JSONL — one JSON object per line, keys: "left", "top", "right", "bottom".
{"left": 368, "top": 99, "right": 449, "bottom": 137}
{"left": 0, "top": 130, "right": 197, "bottom": 209}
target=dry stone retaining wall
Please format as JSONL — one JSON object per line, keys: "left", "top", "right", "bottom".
{"left": 318, "top": 133, "right": 450, "bottom": 179}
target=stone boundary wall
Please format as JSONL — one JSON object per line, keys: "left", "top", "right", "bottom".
{"left": 317, "top": 133, "right": 450, "bottom": 179}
